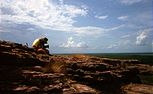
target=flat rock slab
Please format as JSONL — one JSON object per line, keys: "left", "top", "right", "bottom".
{"left": 122, "top": 84, "right": 153, "bottom": 94}
{"left": 71, "top": 83, "right": 99, "bottom": 93}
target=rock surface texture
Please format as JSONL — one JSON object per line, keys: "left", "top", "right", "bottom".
{"left": 0, "top": 40, "right": 153, "bottom": 94}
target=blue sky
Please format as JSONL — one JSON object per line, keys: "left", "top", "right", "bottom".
{"left": 0, "top": 0, "right": 153, "bottom": 53}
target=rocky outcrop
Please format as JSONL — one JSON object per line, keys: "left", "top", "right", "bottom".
{"left": 0, "top": 40, "right": 153, "bottom": 94}
{"left": 122, "top": 84, "right": 153, "bottom": 94}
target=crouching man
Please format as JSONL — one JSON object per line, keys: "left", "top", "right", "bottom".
{"left": 32, "top": 37, "right": 49, "bottom": 54}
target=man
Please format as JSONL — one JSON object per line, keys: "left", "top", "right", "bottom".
{"left": 32, "top": 37, "right": 49, "bottom": 54}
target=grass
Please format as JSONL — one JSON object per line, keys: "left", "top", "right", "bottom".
{"left": 139, "top": 75, "right": 153, "bottom": 84}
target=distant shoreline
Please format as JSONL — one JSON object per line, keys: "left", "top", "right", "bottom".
{"left": 54, "top": 52, "right": 153, "bottom": 55}
{"left": 55, "top": 53, "right": 153, "bottom": 65}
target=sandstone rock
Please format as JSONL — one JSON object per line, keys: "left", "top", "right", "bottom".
{"left": 122, "top": 84, "right": 153, "bottom": 94}
{"left": 0, "top": 40, "right": 153, "bottom": 94}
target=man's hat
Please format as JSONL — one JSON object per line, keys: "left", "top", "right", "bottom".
{"left": 43, "top": 37, "right": 48, "bottom": 41}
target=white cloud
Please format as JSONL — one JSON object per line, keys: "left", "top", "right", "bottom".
{"left": 74, "top": 26, "right": 103, "bottom": 36}
{"left": 61, "top": 37, "right": 88, "bottom": 48}
{"left": 0, "top": 0, "right": 87, "bottom": 31}
{"left": 121, "top": 34, "right": 130, "bottom": 39}
{"left": 119, "top": 0, "right": 143, "bottom": 5}
{"left": 117, "top": 16, "right": 128, "bottom": 21}
{"left": 62, "top": 37, "right": 74, "bottom": 48}
{"left": 107, "top": 24, "right": 125, "bottom": 31}
{"left": 107, "top": 44, "right": 117, "bottom": 49}
{"left": 76, "top": 42, "right": 88, "bottom": 48}
{"left": 27, "top": 28, "right": 35, "bottom": 31}
{"left": 107, "top": 39, "right": 130, "bottom": 49}
{"left": 95, "top": 15, "right": 108, "bottom": 20}
{"left": 0, "top": 0, "right": 126, "bottom": 38}
{"left": 136, "top": 28, "right": 152, "bottom": 46}
{"left": 73, "top": 24, "right": 124, "bottom": 36}
{"left": 136, "top": 32, "right": 147, "bottom": 45}
{"left": 73, "top": 24, "right": 124, "bottom": 37}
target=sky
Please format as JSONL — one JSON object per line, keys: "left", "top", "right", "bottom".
{"left": 0, "top": 0, "right": 153, "bottom": 53}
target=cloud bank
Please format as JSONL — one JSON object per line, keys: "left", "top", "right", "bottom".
{"left": 95, "top": 15, "right": 108, "bottom": 20}
{"left": 136, "top": 28, "right": 152, "bottom": 46}
{"left": 0, "top": 0, "right": 125, "bottom": 37}
{"left": 61, "top": 37, "right": 88, "bottom": 48}
{"left": 117, "top": 16, "right": 128, "bottom": 21}
{"left": 119, "top": 0, "right": 143, "bottom": 5}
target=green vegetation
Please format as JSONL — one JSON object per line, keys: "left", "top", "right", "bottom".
{"left": 139, "top": 75, "right": 153, "bottom": 84}
{"left": 88, "top": 53, "right": 153, "bottom": 65}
